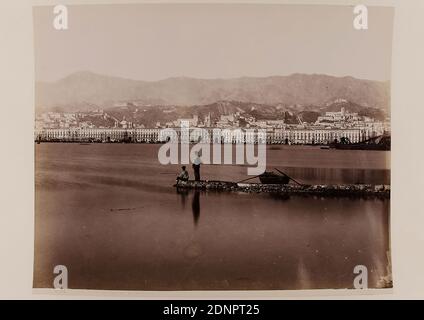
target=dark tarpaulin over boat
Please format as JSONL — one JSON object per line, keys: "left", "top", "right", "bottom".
{"left": 259, "top": 171, "right": 290, "bottom": 184}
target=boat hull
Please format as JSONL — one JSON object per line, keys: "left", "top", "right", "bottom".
{"left": 259, "top": 173, "right": 290, "bottom": 184}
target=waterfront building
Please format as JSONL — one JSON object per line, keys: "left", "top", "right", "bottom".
{"left": 316, "top": 107, "right": 361, "bottom": 125}
{"left": 271, "top": 128, "right": 371, "bottom": 144}
{"left": 35, "top": 126, "right": 385, "bottom": 145}
{"left": 204, "top": 113, "right": 212, "bottom": 127}
{"left": 175, "top": 115, "right": 199, "bottom": 127}
{"left": 35, "top": 128, "right": 161, "bottom": 143}
{"left": 266, "top": 120, "right": 286, "bottom": 128}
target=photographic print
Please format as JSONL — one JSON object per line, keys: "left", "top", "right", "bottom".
{"left": 33, "top": 3, "right": 393, "bottom": 291}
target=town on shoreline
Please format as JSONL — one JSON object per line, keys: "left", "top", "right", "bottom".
{"left": 35, "top": 105, "right": 390, "bottom": 146}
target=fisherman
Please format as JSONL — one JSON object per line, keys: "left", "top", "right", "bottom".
{"left": 176, "top": 165, "right": 189, "bottom": 184}
{"left": 192, "top": 152, "right": 202, "bottom": 181}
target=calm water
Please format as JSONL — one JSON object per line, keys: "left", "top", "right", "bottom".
{"left": 34, "top": 143, "right": 391, "bottom": 290}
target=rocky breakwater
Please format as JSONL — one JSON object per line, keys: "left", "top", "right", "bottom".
{"left": 174, "top": 181, "right": 390, "bottom": 198}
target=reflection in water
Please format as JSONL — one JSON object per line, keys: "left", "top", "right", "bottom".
{"left": 177, "top": 188, "right": 201, "bottom": 226}
{"left": 268, "top": 193, "right": 291, "bottom": 201}
{"left": 192, "top": 191, "right": 200, "bottom": 226}
{"left": 297, "top": 258, "right": 312, "bottom": 289}
{"left": 34, "top": 144, "right": 391, "bottom": 290}
{"left": 282, "top": 167, "right": 390, "bottom": 185}
{"left": 176, "top": 187, "right": 189, "bottom": 209}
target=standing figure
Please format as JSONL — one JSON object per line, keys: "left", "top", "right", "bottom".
{"left": 192, "top": 152, "right": 202, "bottom": 181}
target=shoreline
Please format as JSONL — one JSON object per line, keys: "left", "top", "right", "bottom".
{"left": 34, "top": 140, "right": 391, "bottom": 150}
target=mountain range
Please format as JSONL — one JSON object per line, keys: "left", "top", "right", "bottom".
{"left": 35, "top": 71, "right": 390, "bottom": 113}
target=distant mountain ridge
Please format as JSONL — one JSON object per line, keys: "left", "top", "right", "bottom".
{"left": 35, "top": 71, "right": 390, "bottom": 112}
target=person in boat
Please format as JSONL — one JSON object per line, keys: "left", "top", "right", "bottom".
{"left": 192, "top": 152, "right": 202, "bottom": 181}
{"left": 176, "top": 166, "right": 189, "bottom": 184}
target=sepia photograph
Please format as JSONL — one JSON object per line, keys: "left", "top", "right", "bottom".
{"left": 33, "top": 3, "right": 393, "bottom": 291}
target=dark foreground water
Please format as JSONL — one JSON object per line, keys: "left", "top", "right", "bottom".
{"left": 34, "top": 143, "right": 391, "bottom": 290}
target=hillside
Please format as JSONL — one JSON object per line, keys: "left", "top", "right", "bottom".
{"left": 35, "top": 72, "right": 390, "bottom": 112}
{"left": 100, "top": 99, "right": 385, "bottom": 128}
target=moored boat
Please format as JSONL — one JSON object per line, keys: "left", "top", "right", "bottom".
{"left": 259, "top": 171, "right": 290, "bottom": 184}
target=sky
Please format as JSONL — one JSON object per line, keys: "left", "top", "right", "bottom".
{"left": 33, "top": 4, "right": 394, "bottom": 82}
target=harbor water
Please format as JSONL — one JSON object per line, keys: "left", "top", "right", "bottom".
{"left": 34, "top": 143, "right": 391, "bottom": 290}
